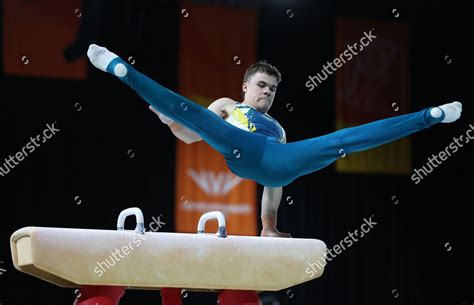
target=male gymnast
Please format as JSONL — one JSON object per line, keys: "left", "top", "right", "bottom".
{"left": 87, "top": 44, "right": 462, "bottom": 238}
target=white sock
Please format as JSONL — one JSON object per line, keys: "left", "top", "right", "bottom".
{"left": 87, "top": 44, "right": 120, "bottom": 73}
{"left": 432, "top": 101, "right": 462, "bottom": 123}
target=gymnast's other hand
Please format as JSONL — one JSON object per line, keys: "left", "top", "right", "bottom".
{"left": 149, "top": 105, "right": 174, "bottom": 125}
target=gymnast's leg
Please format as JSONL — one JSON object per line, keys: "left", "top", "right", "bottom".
{"left": 87, "top": 44, "right": 214, "bottom": 133}
{"left": 86, "top": 44, "right": 270, "bottom": 167}
{"left": 257, "top": 103, "right": 462, "bottom": 187}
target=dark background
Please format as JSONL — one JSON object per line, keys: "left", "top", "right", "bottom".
{"left": 1, "top": 0, "right": 472, "bottom": 304}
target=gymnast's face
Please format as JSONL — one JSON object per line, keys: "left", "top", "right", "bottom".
{"left": 242, "top": 72, "right": 278, "bottom": 113}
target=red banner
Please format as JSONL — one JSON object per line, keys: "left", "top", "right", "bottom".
{"left": 3, "top": 0, "right": 87, "bottom": 79}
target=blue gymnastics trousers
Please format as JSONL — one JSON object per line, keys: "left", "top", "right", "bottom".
{"left": 106, "top": 58, "right": 443, "bottom": 187}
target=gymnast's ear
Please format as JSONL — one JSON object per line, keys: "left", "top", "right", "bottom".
{"left": 242, "top": 82, "right": 249, "bottom": 99}
{"left": 242, "top": 82, "right": 248, "bottom": 93}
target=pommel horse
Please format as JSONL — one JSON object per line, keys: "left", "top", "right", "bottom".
{"left": 10, "top": 208, "right": 326, "bottom": 305}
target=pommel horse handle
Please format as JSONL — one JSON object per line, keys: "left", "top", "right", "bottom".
{"left": 197, "top": 211, "right": 227, "bottom": 238}
{"left": 116, "top": 207, "right": 145, "bottom": 234}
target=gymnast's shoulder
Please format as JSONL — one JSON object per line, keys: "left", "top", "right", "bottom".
{"left": 207, "top": 97, "right": 237, "bottom": 118}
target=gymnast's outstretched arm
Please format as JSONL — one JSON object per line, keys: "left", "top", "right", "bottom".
{"left": 260, "top": 127, "right": 291, "bottom": 237}
{"left": 149, "top": 105, "right": 202, "bottom": 144}
{"left": 149, "top": 97, "right": 236, "bottom": 144}
{"left": 261, "top": 186, "right": 291, "bottom": 237}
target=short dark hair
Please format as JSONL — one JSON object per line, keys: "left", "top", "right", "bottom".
{"left": 243, "top": 60, "right": 282, "bottom": 84}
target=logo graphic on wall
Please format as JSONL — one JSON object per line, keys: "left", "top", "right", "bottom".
{"left": 187, "top": 169, "right": 243, "bottom": 197}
